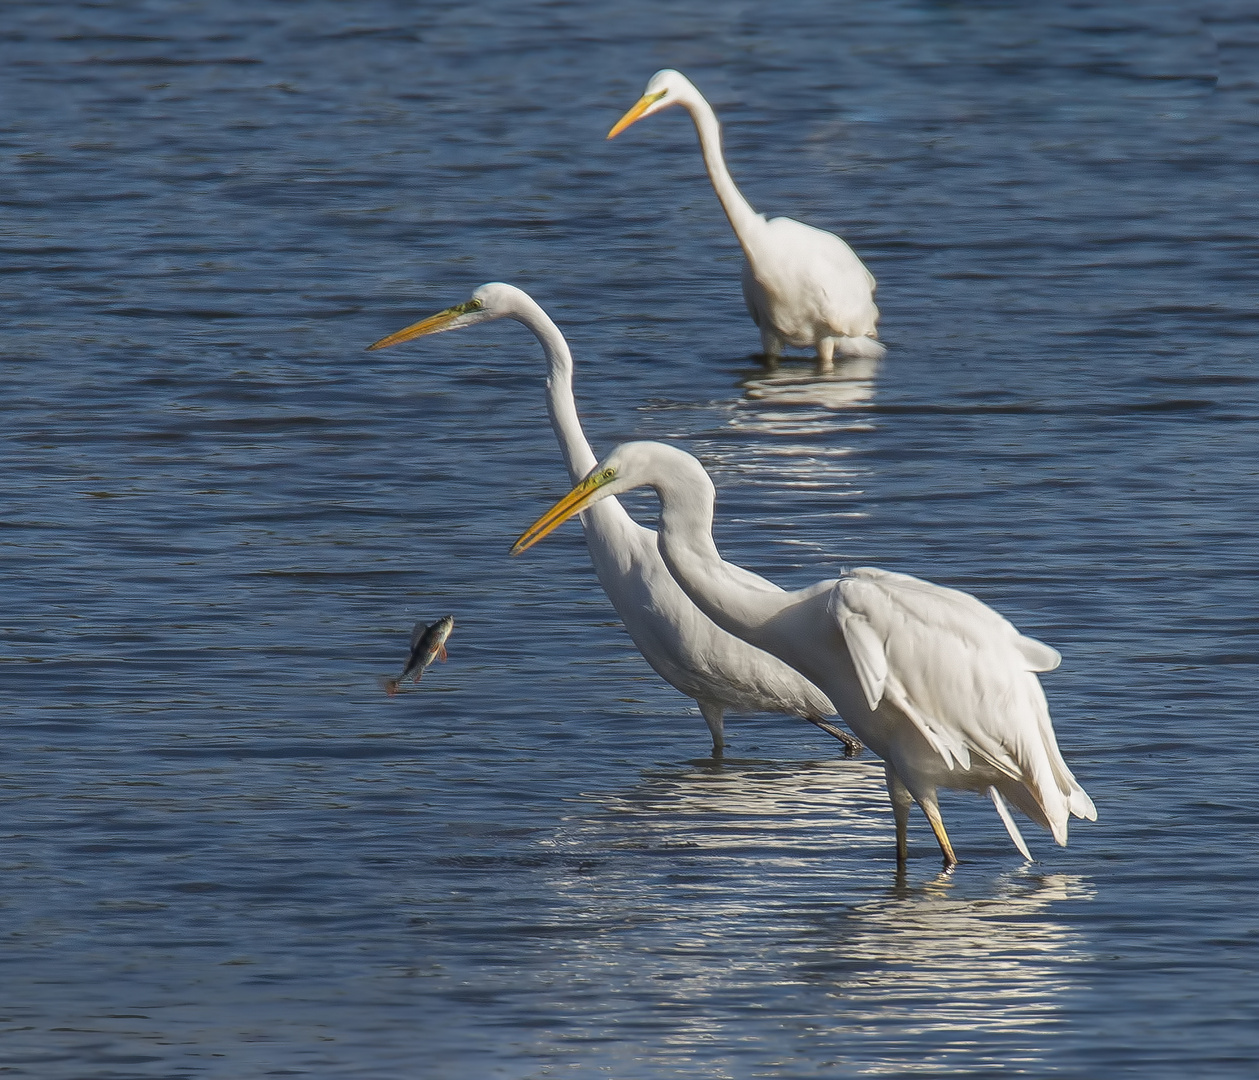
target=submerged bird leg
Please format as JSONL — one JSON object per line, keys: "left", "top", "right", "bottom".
{"left": 805, "top": 716, "right": 863, "bottom": 757}
{"left": 699, "top": 701, "right": 726, "bottom": 757}
{"left": 815, "top": 336, "right": 836, "bottom": 376}
{"left": 886, "top": 765, "right": 913, "bottom": 866}
{"left": 920, "top": 799, "right": 958, "bottom": 872}
{"left": 759, "top": 327, "right": 783, "bottom": 369}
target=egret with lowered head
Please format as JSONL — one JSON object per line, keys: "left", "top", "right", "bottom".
{"left": 367, "top": 283, "right": 859, "bottom": 757}
{"left": 513, "top": 441, "right": 1097, "bottom": 870}
{"left": 609, "top": 69, "right": 884, "bottom": 374}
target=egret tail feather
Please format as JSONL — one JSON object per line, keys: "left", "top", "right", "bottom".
{"left": 836, "top": 335, "right": 887, "bottom": 361}
{"left": 989, "top": 787, "right": 1033, "bottom": 860}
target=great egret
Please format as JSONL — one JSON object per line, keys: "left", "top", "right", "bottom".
{"left": 367, "top": 283, "right": 860, "bottom": 756}
{"left": 513, "top": 441, "right": 1097, "bottom": 869}
{"left": 608, "top": 69, "right": 884, "bottom": 374}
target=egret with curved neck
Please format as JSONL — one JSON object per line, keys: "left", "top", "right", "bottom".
{"left": 609, "top": 69, "right": 884, "bottom": 374}
{"left": 367, "top": 284, "right": 859, "bottom": 756}
{"left": 513, "top": 441, "right": 1097, "bottom": 870}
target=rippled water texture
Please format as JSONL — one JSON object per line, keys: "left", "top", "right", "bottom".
{"left": 2, "top": 1, "right": 1258, "bottom": 1077}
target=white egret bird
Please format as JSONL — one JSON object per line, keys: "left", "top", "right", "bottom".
{"left": 367, "top": 283, "right": 859, "bottom": 757}
{"left": 608, "top": 70, "right": 884, "bottom": 374}
{"left": 513, "top": 441, "right": 1097, "bottom": 869}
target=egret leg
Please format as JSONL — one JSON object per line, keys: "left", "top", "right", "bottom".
{"left": 806, "top": 716, "right": 863, "bottom": 757}
{"left": 920, "top": 798, "right": 958, "bottom": 872}
{"left": 815, "top": 336, "right": 836, "bottom": 375}
{"left": 885, "top": 765, "right": 913, "bottom": 866}
{"left": 759, "top": 327, "right": 783, "bottom": 369}
{"left": 698, "top": 701, "right": 725, "bottom": 757}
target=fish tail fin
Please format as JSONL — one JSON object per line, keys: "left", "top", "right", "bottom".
{"left": 380, "top": 677, "right": 401, "bottom": 697}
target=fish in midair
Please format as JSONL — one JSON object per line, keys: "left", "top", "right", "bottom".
{"left": 383, "top": 615, "right": 454, "bottom": 695}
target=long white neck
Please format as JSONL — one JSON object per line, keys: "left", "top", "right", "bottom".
{"left": 649, "top": 452, "right": 791, "bottom": 638}
{"left": 507, "top": 293, "right": 597, "bottom": 483}
{"left": 501, "top": 292, "right": 653, "bottom": 561}
{"left": 678, "top": 91, "right": 763, "bottom": 244}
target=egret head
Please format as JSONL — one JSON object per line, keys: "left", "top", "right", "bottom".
{"left": 510, "top": 444, "right": 650, "bottom": 555}
{"left": 607, "top": 69, "right": 698, "bottom": 139}
{"left": 512, "top": 442, "right": 701, "bottom": 555}
{"left": 366, "top": 282, "right": 524, "bottom": 350}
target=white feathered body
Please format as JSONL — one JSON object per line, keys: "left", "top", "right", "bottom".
{"left": 610, "top": 70, "right": 884, "bottom": 368}
{"left": 739, "top": 215, "right": 885, "bottom": 360}
{"left": 743, "top": 566, "right": 1095, "bottom": 847}
{"left": 634, "top": 439, "right": 1096, "bottom": 857}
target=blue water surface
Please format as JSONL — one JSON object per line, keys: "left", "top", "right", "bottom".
{"left": 2, "top": 1, "right": 1257, "bottom": 1077}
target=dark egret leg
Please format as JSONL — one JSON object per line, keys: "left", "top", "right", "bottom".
{"left": 886, "top": 765, "right": 914, "bottom": 866}
{"left": 758, "top": 327, "right": 783, "bottom": 370}
{"left": 815, "top": 336, "right": 836, "bottom": 375}
{"left": 699, "top": 701, "right": 725, "bottom": 756}
{"left": 806, "top": 716, "right": 863, "bottom": 757}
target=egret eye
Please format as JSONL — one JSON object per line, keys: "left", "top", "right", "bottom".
{"left": 464, "top": 298, "right": 483, "bottom": 313}
{"left": 601, "top": 468, "right": 615, "bottom": 481}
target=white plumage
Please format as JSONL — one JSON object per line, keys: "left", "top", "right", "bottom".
{"left": 367, "top": 283, "right": 859, "bottom": 756}
{"left": 514, "top": 440, "right": 1097, "bottom": 869}
{"left": 609, "top": 69, "right": 884, "bottom": 372}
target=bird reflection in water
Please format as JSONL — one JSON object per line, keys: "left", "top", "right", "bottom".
{"left": 796, "top": 870, "right": 1094, "bottom": 1055}
{"left": 739, "top": 354, "right": 881, "bottom": 413}
{"left": 726, "top": 353, "right": 879, "bottom": 447}
{"left": 542, "top": 759, "right": 1092, "bottom": 1070}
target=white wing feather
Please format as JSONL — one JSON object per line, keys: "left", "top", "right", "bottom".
{"left": 989, "top": 786, "right": 1033, "bottom": 861}
{"left": 838, "top": 612, "right": 888, "bottom": 712}
{"left": 831, "top": 567, "right": 1092, "bottom": 840}
{"left": 1016, "top": 635, "right": 1061, "bottom": 672}
{"left": 746, "top": 217, "right": 879, "bottom": 343}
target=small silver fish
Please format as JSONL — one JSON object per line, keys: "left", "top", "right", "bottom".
{"left": 383, "top": 615, "right": 454, "bottom": 696}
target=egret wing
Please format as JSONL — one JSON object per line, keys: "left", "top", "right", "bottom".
{"left": 1015, "top": 635, "right": 1061, "bottom": 672}
{"left": 834, "top": 609, "right": 887, "bottom": 713}
{"left": 833, "top": 569, "right": 1056, "bottom": 772}
{"left": 832, "top": 567, "right": 1093, "bottom": 841}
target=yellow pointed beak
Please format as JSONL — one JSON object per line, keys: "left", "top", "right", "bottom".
{"left": 366, "top": 310, "right": 457, "bottom": 351}
{"left": 511, "top": 469, "right": 616, "bottom": 555}
{"left": 607, "top": 90, "right": 667, "bottom": 139}
{"left": 366, "top": 301, "right": 479, "bottom": 351}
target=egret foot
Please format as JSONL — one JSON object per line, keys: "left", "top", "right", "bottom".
{"left": 806, "top": 716, "right": 863, "bottom": 757}
{"left": 699, "top": 701, "right": 726, "bottom": 758}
